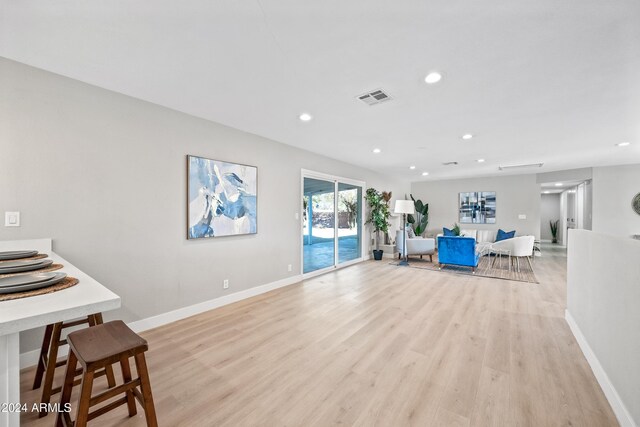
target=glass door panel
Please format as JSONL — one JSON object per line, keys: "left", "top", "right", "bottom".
{"left": 337, "top": 183, "right": 362, "bottom": 264}
{"left": 303, "top": 177, "right": 335, "bottom": 273}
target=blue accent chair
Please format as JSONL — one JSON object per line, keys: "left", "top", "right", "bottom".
{"left": 437, "top": 236, "right": 480, "bottom": 272}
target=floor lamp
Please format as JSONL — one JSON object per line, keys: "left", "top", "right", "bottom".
{"left": 394, "top": 200, "right": 415, "bottom": 266}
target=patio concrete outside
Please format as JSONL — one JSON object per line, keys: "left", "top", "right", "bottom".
{"left": 303, "top": 235, "right": 360, "bottom": 273}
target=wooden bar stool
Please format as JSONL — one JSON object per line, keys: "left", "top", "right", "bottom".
{"left": 32, "top": 313, "right": 116, "bottom": 417}
{"left": 56, "top": 320, "right": 158, "bottom": 427}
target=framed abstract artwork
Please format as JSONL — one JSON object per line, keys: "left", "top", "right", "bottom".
{"left": 459, "top": 191, "right": 496, "bottom": 224}
{"left": 187, "top": 155, "right": 257, "bottom": 239}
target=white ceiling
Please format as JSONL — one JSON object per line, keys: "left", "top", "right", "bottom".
{"left": 2, "top": 0, "right": 640, "bottom": 181}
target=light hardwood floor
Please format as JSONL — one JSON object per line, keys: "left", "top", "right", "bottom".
{"left": 19, "top": 246, "right": 618, "bottom": 426}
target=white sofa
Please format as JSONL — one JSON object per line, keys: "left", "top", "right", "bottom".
{"left": 396, "top": 230, "right": 436, "bottom": 262}
{"left": 436, "top": 228, "right": 498, "bottom": 253}
{"left": 459, "top": 229, "right": 497, "bottom": 244}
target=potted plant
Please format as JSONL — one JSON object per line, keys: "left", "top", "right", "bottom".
{"left": 407, "top": 194, "right": 429, "bottom": 236}
{"left": 365, "top": 188, "right": 390, "bottom": 260}
{"left": 382, "top": 191, "right": 393, "bottom": 244}
{"left": 443, "top": 222, "right": 462, "bottom": 236}
{"left": 550, "top": 220, "right": 559, "bottom": 243}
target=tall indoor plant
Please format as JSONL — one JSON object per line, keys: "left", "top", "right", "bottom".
{"left": 382, "top": 191, "right": 393, "bottom": 244}
{"left": 365, "top": 188, "right": 390, "bottom": 260}
{"left": 550, "top": 219, "right": 559, "bottom": 243}
{"left": 407, "top": 194, "right": 429, "bottom": 236}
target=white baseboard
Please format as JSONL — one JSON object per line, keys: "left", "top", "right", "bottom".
{"left": 20, "top": 274, "right": 302, "bottom": 369}
{"left": 565, "top": 310, "right": 637, "bottom": 427}
{"left": 21, "top": 347, "right": 48, "bottom": 369}
{"left": 127, "top": 274, "right": 302, "bottom": 333}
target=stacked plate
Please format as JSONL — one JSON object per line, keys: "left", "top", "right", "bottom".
{"left": 0, "top": 258, "right": 54, "bottom": 274}
{"left": 0, "top": 250, "right": 54, "bottom": 275}
{"left": 0, "top": 250, "right": 38, "bottom": 260}
{"left": 0, "top": 272, "right": 68, "bottom": 294}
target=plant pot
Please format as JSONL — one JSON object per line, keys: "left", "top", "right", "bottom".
{"left": 552, "top": 238, "right": 558, "bottom": 244}
{"left": 372, "top": 250, "right": 384, "bottom": 261}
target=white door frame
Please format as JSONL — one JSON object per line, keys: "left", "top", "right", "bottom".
{"left": 301, "top": 169, "right": 366, "bottom": 278}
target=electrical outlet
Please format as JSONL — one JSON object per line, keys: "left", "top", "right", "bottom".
{"left": 287, "top": 264, "right": 292, "bottom": 272}
{"left": 223, "top": 279, "right": 229, "bottom": 289}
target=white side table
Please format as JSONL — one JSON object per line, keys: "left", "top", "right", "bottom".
{"left": 490, "top": 246, "right": 511, "bottom": 271}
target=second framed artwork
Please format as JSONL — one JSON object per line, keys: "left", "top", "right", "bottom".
{"left": 459, "top": 191, "right": 496, "bottom": 224}
{"left": 187, "top": 155, "right": 257, "bottom": 239}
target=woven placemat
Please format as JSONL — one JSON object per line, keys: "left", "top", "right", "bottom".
{"left": 0, "top": 264, "right": 63, "bottom": 278}
{"left": 0, "top": 277, "right": 79, "bottom": 302}
{"left": 0, "top": 253, "right": 48, "bottom": 264}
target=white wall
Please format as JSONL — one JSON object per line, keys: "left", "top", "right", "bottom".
{"left": 566, "top": 230, "right": 640, "bottom": 426}
{"left": 0, "top": 58, "right": 409, "bottom": 353}
{"left": 584, "top": 180, "right": 593, "bottom": 231}
{"left": 566, "top": 189, "right": 576, "bottom": 229}
{"left": 592, "top": 164, "right": 640, "bottom": 238}
{"left": 540, "top": 193, "right": 561, "bottom": 241}
{"left": 560, "top": 191, "right": 567, "bottom": 245}
{"left": 536, "top": 167, "right": 593, "bottom": 185}
{"left": 411, "top": 174, "right": 541, "bottom": 238}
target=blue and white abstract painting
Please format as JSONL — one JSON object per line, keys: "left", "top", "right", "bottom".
{"left": 187, "top": 155, "right": 257, "bottom": 239}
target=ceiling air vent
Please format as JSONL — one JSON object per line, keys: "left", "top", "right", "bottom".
{"left": 357, "top": 89, "right": 392, "bottom": 106}
{"left": 442, "top": 161, "right": 459, "bottom": 166}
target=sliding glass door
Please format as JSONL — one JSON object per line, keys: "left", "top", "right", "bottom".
{"left": 337, "top": 182, "right": 362, "bottom": 264}
{"left": 302, "top": 172, "right": 364, "bottom": 274}
{"left": 303, "top": 178, "right": 335, "bottom": 273}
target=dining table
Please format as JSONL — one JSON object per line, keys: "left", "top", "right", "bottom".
{"left": 0, "top": 238, "right": 120, "bottom": 427}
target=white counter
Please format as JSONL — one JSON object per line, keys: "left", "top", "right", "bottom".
{"left": 0, "top": 238, "right": 121, "bottom": 427}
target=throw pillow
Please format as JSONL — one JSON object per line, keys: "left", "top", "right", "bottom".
{"left": 443, "top": 227, "right": 456, "bottom": 237}
{"left": 407, "top": 227, "right": 416, "bottom": 239}
{"left": 496, "top": 229, "right": 516, "bottom": 241}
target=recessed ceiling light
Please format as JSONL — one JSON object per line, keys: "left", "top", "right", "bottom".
{"left": 543, "top": 191, "right": 550, "bottom": 194}
{"left": 462, "top": 134, "right": 473, "bottom": 140}
{"left": 616, "top": 142, "right": 631, "bottom": 147}
{"left": 299, "top": 113, "right": 312, "bottom": 122}
{"left": 476, "top": 159, "right": 485, "bottom": 163}
{"left": 424, "top": 72, "right": 442, "bottom": 84}
{"left": 409, "top": 165, "right": 416, "bottom": 170}
{"left": 555, "top": 183, "right": 563, "bottom": 186}
{"left": 422, "top": 172, "right": 429, "bottom": 176}
{"left": 372, "top": 148, "right": 381, "bottom": 154}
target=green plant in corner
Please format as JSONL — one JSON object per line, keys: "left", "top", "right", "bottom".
{"left": 407, "top": 194, "right": 429, "bottom": 236}
{"left": 550, "top": 219, "right": 559, "bottom": 243}
{"left": 364, "top": 188, "right": 390, "bottom": 258}
{"left": 381, "top": 191, "right": 393, "bottom": 244}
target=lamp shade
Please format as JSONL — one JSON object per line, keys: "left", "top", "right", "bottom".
{"left": 394, "top": 200, "right": 415, "bottom": 215}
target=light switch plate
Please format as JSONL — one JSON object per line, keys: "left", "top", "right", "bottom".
{"left": 518, "top": 214, "right": 527, "bottom": 220}
{"left": 5, "top": 212, "right": 20, "bottom": 227}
